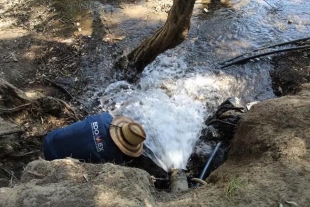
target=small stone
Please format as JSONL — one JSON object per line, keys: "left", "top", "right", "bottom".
{"left": 278, "top": 86, "right": 283, "bottom": 94}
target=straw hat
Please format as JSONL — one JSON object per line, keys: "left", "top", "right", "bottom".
{"left": 109, "top": 116, "right": 146, "bottom": 157}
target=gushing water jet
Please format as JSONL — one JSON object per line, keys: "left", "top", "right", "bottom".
{"left": 100, "top": 53, "right": 271, "bottom": 191}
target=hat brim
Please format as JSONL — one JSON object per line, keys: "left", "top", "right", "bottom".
{"left": 109, "top": 116, "right": 143, "bottom": 157}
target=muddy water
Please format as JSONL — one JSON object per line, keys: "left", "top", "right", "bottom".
{"left": 82, "top": 0, "right": 310, "bottom": 171}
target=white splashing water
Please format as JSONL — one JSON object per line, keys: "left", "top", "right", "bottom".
{"left": 87, "top": 0, "right": 310, "bottom": 172}
{"left": 100, "top": 54, "right": 274, "bottom": 171}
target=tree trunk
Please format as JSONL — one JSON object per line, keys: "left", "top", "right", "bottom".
{"left": 114, "top": 0, "right": 196, "bottom": 83}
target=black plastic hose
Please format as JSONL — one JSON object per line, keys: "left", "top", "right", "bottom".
{"left": 219, "top": 36, "right": 310, "bottom": 65}
{"left": 220, "top": 45, "right": 310, "bottom": 69}
{"left": 198, "top": 141, "right": 222, "bottom": 182}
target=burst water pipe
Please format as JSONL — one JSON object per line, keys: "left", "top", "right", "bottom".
{"left": 169, "top": 168, "right": 189, "bottom": 193}
{"left": 195, "top": 141, "right": 222, "bottom": 187}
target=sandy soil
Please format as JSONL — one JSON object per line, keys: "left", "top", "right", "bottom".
{"left": 1, "top": 0, "right": 310, "bottom": 206}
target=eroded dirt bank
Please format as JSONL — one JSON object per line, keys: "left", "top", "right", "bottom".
{"left": 203, "top": 90, "right": 310, "bottom": 206}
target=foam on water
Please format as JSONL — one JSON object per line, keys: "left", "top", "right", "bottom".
{"left": 100, "top": 54, "right": 274, "bottom": 171}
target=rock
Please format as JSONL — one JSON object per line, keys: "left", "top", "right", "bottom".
{"left": 0, "top": 158, "right": 157, "bottom": 207}
{"left": 186, "top": 97, "right": 247, "bottom": 179}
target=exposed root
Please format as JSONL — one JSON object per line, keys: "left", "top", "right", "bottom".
{"left": 0, "top": 103, "right": 32, "bottom": 114}
{"left": 43, "top": 78, "right": 74, "bottom": 100}
{"left": 0, "top": 78, "right": 79, "bottom": 121}
{"left": 55, "top": 98, "right": 79, "bottom": 121}
{"left": 0, "top": 128, "right": 24, "bottom": 136}
{"left": 0, "top": 78, "right": 31, "bottom": 110}
{"left": 191, "top": 178, "right": 207, "bottom": 185}
{"left": 12, "top": 150, "right": 41, "bottom": 157}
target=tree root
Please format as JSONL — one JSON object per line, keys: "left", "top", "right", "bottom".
{"left": 0, "top": 103, "right": 32, "bottom": 114}
{"left": 0, "top": 128, "right": 24, "bottom": 136}
{"left": 0, "top": 78, "right": 79, "bottom": 121}
{"left": 191, "top": 178, "right": 207, "bottom": 185}
{"left": 55, "top": 98, "right": 79, "bottom": 121}
{"left": 43, "top": 78, "right": 74, "bottom": 100}
{"left": 0, "top": 78, "right": 31, "bottom": 103}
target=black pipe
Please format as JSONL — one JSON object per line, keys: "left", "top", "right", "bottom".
{"left": 220, "top": 45, "right": 310, "bottom": 69}
{"left": 197, "top": 141, "right": 222, "bottom": 185}
{"left": 219, "top": 36, "right": 310, "bottom": 65}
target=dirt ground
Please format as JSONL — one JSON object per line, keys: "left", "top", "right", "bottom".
{"left": 1, "top": 0, "right": 310, "bottom": 206}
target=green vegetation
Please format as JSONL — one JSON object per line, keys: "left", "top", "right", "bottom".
{"left": 225, "top": 177, "right": 246, "bottom": 198}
